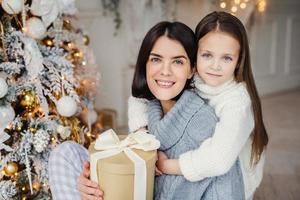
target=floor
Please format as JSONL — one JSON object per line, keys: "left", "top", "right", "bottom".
{"left": 254, "top": 88, "right": 300, "bottom": 200}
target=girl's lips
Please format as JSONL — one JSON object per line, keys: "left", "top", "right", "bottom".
{"left": 206, "top": 72, "right": 222, "bottom": 77}
{"left": 156, "top": 80, "right": 175, "bottom": 88}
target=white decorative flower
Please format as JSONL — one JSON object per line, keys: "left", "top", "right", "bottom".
{"left": 56, "top": 125, "right": 71, "bottom": 140}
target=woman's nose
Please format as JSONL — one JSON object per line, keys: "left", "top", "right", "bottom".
{"left": 160, "top": 62, "right": 172, "bottom": 76}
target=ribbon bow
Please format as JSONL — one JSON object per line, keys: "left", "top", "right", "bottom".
{"left": 90, "top": 129, "right": 160, "bottom": 200}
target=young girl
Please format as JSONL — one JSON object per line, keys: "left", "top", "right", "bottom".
{"left": 49, "top": 21, "right": 245, "bottom": 200}
{"left": 128, "top": 11, "right": 268, "bottom": 200}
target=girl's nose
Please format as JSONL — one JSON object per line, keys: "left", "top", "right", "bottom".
{"left": 209, "top": 59, "right": 222, "bottom": 71}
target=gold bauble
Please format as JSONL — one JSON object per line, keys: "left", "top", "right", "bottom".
{"left": 4, "top": 162, "right": 18, "bottom": 176}
{"left": 83, "top": 35, "right": 90, "bottom": 46}
{"left": 20, "top": 91, "right": 37, "bottom": 110}
{"left": 32, "top": 181, "right": 41, "bottom": 190}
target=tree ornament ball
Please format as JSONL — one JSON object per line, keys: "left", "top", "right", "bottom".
{"left": 0, "top": 77, "right": 8, "bottom": 98}
{"left": 1, "top": 0, "right": 23, "bottom": 14}
{"left": 32, "top": 181, "right": 41, "bottom": 190}
{"left": 26, "top": 17, "right": 46, "bottom": 39}
{"left": 83, "top": 35, "right": 90, "bottom": 46}
{"left": 57, "top": 96, "right": 77, "bottom": 117}
{"left": 0, "top": 105, "right": 15, "bottom": 128}
{"left": 88, "top": 109, "right": 98, "bottom": 124}
{"left": 4, "top": 162, "right": 18, "bottom": 176}
{"left": 20, "top": 91, "right": 37, "bottom": 109}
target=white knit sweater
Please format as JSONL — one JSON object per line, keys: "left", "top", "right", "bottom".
{"left": 127, "top": 75, "right": 265, "bottom": 200}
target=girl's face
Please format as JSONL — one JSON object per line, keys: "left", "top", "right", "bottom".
{"left": 197, "top": 31, "right": 240, "bottom": 87}
{"left": 146, "top": 36, "right": 193, "bottom": 101}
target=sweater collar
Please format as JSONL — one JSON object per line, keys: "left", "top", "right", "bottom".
{"left": 194, "top": 74, "right": 239, "bottom": 99}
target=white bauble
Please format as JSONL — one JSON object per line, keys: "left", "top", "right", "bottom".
{"left": 0, "top": 105, "right": 15, "bottom": 128}
{"left": 30, "top": 0, "right": 53, "bottom": 16}
{"left": 87, "top": 109, "right": 98, "bottom": 124}
{"left": 1, "top": 0, "right": 23, "bottom": 14}
{"left": 26, "top": 17, "right": 46, "bottom": 39}
{"left": 0, "top": 78, "right": 8, "bottom": 98}
{"left": 56, "top": 96, "right": 77, "bottom": 117}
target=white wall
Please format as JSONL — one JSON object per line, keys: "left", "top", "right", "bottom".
{"left": 76, "top": 0, "right": 300, "bottom": 128}
{"left": 250, "top": 0, "right": 300, "bottom": 94}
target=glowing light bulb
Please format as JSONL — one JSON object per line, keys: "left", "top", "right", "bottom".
{"left": 234, "top": 0, "right": 241, "bottom": 4}
{"left": 220, "top": 2, "right": 226, "bottom": 8}
{"left": 231, "top": 6, "right": 238, "bottom": 13}
{"left": 240, "top": 2, "right": 247, "bottom": 9}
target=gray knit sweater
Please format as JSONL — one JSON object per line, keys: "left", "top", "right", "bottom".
{"left": 148, "top": 90, "right": 244, "bottom": 200}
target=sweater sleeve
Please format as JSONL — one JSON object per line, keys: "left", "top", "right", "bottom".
{"left": 127, "top": 96, "right": 149, "bottom": 133}
{"left": 179, "top": 101, "right": 254, "bottom": 182}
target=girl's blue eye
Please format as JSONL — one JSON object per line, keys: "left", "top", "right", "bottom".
{"left": 223, "top": 56, "right": 233, "bottom": 62}
{"left": 201, "top": 53, "right": 212, "bottom": 59}
{"left": 174, "top": 59, "right": 184, "bottom": 65}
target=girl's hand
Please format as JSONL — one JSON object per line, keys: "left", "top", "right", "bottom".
{"left": 156, "top": 151, "right": 168, "bottom": 173}
{"left": 77, "top": 161, "right": 104, "bottom": 200}
{"left": 155, "top": 166, "right": 163, "bottom": 176}
{"left": 156, "top": 151, "right": 182, "bottom": 175}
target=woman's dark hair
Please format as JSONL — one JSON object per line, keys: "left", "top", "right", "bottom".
{"left": 132, "top": 21, "right": 196, "bottom": 100}
{"left": 195, "top": 11, "right": 268, "bottom": 165}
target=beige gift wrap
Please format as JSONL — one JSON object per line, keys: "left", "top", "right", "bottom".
{"left": 89, "top": 129, "right": 160, "bottom": 200}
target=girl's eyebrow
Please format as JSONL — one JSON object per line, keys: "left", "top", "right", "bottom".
{"left": 199, "top": 49, "right": 236, "bottom": 57}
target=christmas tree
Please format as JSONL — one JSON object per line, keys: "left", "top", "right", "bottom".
{"left": 0, "top": 0, "right": 100, "bottom": 199}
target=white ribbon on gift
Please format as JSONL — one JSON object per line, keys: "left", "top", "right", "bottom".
{"left": 90, "top": 129, "right": 160, "bottom": 200}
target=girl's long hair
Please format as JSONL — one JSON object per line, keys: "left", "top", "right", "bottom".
{"left": 195, "top": 11, "right": 268, "bottom": 165}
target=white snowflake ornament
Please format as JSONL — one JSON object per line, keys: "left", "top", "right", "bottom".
{"left": 56, "top": 96, "right": 77, "bottom": 117}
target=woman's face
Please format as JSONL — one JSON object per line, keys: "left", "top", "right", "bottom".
{"left": 146, "top": 36, "right": 193, "bottom": 101}
{"left": 197, "top": 31, "right": 240, "bottom": 87}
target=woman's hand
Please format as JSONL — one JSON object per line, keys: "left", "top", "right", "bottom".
{"left": 77, "top": 161, "right": 104, "bottom": 200}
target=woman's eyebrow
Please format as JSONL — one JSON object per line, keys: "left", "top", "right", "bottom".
{"left": 149, "top": 53, "right": 162, "bottom": 57}
{"left": 172, "top": 55, "right": 187, "bottom": 60}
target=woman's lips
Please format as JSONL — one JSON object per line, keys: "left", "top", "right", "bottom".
{"left": 156, "top": 80, "right": 175, "bottom": 88}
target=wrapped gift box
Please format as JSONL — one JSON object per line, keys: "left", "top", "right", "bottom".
{"left": 89, "top": 130, "right": 159, "bottom": 200}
